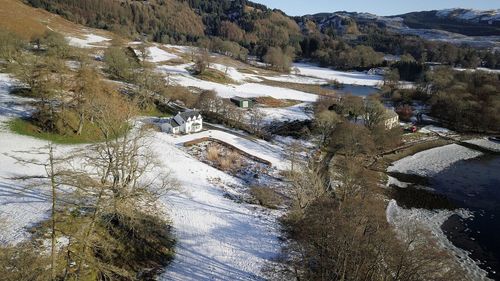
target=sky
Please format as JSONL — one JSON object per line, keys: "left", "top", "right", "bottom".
{"left": 253, "top": 0, "right": 500, "bottom": 16}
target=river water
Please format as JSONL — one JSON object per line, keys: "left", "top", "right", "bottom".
{"left": 325, "top": 84, "right": 380, "bottom": 97}
{"left": 391, "top": 154, "right": 500, "bottom": 280}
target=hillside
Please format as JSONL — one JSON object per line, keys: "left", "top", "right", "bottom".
{"left": 24, "top": 0, "right": 205, "bottom": 41}
{"left": 398, "top": 9, "right": 500, "bottom": 37}
{"left": 0, "top": 0, "right": 113, "bottom": 40}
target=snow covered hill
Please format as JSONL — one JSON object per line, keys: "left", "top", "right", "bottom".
{"left": 304, "top": 10, "right": 500, "bottom": 48}
{"left": 436, "top": 8, "right": 500, "bottom": 23}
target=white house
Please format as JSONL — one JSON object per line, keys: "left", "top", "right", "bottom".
{"left": 160, "top": 110, "right": 203, "bottom": 134}
{"left": 352, "top": 109, "right": 399, "bottom": 130}
{"left": 384, "top": 109, "right": 400, "bottom": 130}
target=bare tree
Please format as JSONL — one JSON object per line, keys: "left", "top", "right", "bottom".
{"left": 287, "top": 140, "right": 304, "bottom": 174}
{"left": 7, "top": 144, "right": 72, "bottom": 280}
{"left": 287, "top": 161, "right": 328, "bottom": 216}
{"left": 362, "top": 97, "right": 387, "bottom": 131}
{"left": 195, "top": 90, "right": 221, "bottom": 113}
{"left": 248, "top": 108, "right": 265, "bottom": 135}
{"left": 136, "top": 43, "right": 150, "bottom": 63}
{"left": 73, "top": 65, "right": 101, "bottom": 135}
{"left": 194, "top": 48, "right": 211, "bottom": 74}
{"left": 315, "top": 110, "right": 340, "bottom": 145}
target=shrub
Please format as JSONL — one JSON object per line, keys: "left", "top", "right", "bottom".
{"left": 207, "top": 145, "right": 220, "bottom": 161}
{"left": 219, "top": 157, "right": 232, "bottom": 171}
{"left": 226, "top": 151, "right": 242, "bottom": 169}
{"left": 396, "top": 104, "right": 413, "bottom": 122}
{"left": 142, "top": 123, "right": 161, "bottom": 132}
{"left": 250, "top": 186, "right": 283, "bottom": 209}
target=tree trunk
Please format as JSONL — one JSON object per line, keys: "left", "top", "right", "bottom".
{"left": 49, "top": 145, "right": 57, "bottom": 281}
{"left": 76, "top": 112, "right": 84, "bottom": 135}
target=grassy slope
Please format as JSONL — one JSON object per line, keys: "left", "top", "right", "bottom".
{"left": 195, "top": 68, "right": 236, "bottom": 84}
{"left": 9, "top": 118, "right": 108, "bottom": 144}
{"left": 0, "top": 0, "right": 114, "bottom": 40}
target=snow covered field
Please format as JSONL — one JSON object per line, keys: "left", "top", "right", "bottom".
{"left": 157, "top": 63, "right": 319, "bottom": 102}
{"left": 0, "top": 72, "right": 284, "bottom": 279}
{"left": 148, "top": 44, "right": 384, "bottom": 102}
{"left": 151, "top": 131, "right": 282, "bottom": 281}
{"left": 67, "top": 34, "right": 111, "bottom": 48}
{"left": 170, "top": 130, "right": 288, "bottom": 170}
{"left": 0, "top": 74, "right": 52, "bottom": 244}
{"left": 293, "top": 63, "right": 383, "bottom": 86}
{"left": 388, "top": 144, "right": 482, "bottom": 177}
{"left": 259, "top": 103, "right": 312, "bottom": 124}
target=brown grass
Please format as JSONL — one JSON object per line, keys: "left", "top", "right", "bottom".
{"left": 158, "top": 58, "right": 188, "bottom": 66}
{"left": 195, "top": 68, "right": 236, "bottom": 84}
{"left": 250, "top": 186, "right": 283, "bottom": 209}
{"left": 382, "top": 139, "right": 450, "bottom": 164}
{"left": 207, "top": 145, "right": 220, "bottom": 161}
{"left": 259, "top": 78, "right": 337, "bottom": 96}
{"left": 226, "top": 151, "right": 242, "bottom": 169}
{"left": 0, "top": 0, "right": 115, "bottom": 40}
{"left": 255, "top": 96, "right": 301, "bottom": 108}
{"left": 219, "top": 157, "right": 232, "bottom": 171}
{"left": 206, "top": 144, "right": 243, "bottom": 172}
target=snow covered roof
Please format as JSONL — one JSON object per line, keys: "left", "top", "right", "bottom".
{"left": 178, "top": 110, "right": 201, "bottom": 120}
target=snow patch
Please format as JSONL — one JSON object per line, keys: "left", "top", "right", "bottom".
{"left": 388, "top": 144, "right": 483, "bottom": 177}
{"left": 293, "top": 63, "right": 383, "bottom": 86}
{"left": 259, "top": 103, "right": 312, "bottom": 124}
{"left": 211, "top": 64, "right": 247, "bottom": 83}
{"left": 436, "top": 8, "right": 500, "bottom": 22}
{"left": 145, "top": 46, "right": 180, "bottom": 63}
{"left": 263, "top": 74, "right": 327, "bottom": 85}
{"left": 418, "top": 125, "right": 454, "bottom": 135}
{"left": 465, "top": 138, "right": 500, "bottom": 153}
{"left": 67, "top": 34, "right": 110, "bottom": 48}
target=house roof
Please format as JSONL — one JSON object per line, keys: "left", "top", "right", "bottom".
{"left": 178, "top": 110, "right": 201, "bottom": 120}
{"left": 168, "top": 118, "right": 181, "bottom": 127}
{"left": 230, "top": 96, "right": 252, "bottom": 102}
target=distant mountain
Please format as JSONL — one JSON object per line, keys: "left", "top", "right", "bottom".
{"left": 300, "top": 10, "right": 500, "bottom": 49}
{"left": 397, "top": 9, "right": 500, "bottom": 36}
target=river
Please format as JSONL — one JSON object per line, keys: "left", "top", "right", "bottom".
{"left": 326, "top": 84, "right": 380, "bottom": 97}
{"left": 389, "top": 145, "right": 500, "bottom": 280}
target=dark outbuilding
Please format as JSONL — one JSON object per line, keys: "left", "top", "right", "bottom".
{"left": 230, "top": 96, "right": 254, "bottom": 108}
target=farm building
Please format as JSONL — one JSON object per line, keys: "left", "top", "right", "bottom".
{"left": 230, "top": 96, "right": 254, "bottom": 108}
